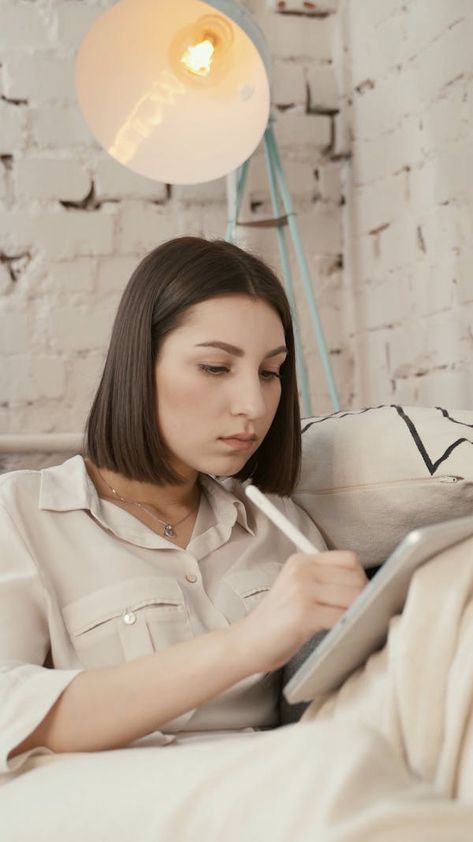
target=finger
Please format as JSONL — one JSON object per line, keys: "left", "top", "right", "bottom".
{"left": 311, "top": 563, "right": 368, "bottom": 588}
{"left": 311, "top": 604, "right": 346, "bottom": 631}
{"left": 313, "top": 550, "right": 362, "bottom": 570}
{"left": 311, "top": 582, "right": 366, "bottom": 611}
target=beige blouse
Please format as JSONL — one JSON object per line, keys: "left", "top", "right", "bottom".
{"left": 0, "top": 455, "right": 327, "bottom": 773}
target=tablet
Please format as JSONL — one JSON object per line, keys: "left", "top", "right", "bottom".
{"left": 283, "top": 514, "right": 473, "bottom": 704}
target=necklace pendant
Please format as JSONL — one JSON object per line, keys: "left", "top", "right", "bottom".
{"left": 163, "top": 523, "right": 175, "bottom": 538}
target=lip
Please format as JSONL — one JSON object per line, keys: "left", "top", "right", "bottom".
{"left": 222, "top": 434, "right": 256, "bottom": 442}
{"left": 220, "top": 437, "right": 256, "bottom": 452}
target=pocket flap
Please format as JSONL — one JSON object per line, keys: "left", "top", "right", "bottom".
{"left": 224, "top": 562, "right": 282, "bottom": 598}
{"left": 63, "top": 576, "right": 185, "bottom": 636}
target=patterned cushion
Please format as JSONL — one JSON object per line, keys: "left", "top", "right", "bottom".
{"left": 293, "top": 404, "right": 473, "bottom": 568}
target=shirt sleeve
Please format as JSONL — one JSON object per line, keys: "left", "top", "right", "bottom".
{"left": 282, "top": 497, "right": 328, "bottom": 553}
{"left": 0, "top": 504, "right": 83, "bottom": 773}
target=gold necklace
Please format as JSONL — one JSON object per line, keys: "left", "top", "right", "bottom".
{"left": 96, "top": 468, "right": 199, "bottom": 538}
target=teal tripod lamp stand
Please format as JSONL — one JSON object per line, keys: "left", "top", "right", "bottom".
{"left": 225, "top": 117, "right": 340, "bottom": 415}
{"left": 75, "top": 0, "right": 340, "bottom": 414}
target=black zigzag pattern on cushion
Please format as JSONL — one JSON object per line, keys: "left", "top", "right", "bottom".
{"left": 302, "top": 404, "right": 473, "bottom": 477}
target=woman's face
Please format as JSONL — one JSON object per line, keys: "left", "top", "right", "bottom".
{"left": 155, "top": 295, "right": 287, "bottom": 480}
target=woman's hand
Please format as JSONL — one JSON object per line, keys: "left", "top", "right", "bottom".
{"left": 230, "top": 551, "right": 369, "bottom": 675}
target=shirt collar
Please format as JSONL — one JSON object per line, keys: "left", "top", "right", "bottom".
{"left": 39, "top": 455, "right": 255, "bottom": 537}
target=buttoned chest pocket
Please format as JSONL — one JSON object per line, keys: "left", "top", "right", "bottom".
{"left": 62, "top": 576, "right": 193, "bottom": 669}
{"left": 221, "top": 562, "right": 283, "bottom": 618}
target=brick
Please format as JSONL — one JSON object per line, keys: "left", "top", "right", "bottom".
{"left": 418, "top": 86, "right": 465, "bottom": 157}
{"left": 117, "top": 205, "right": 178, "bottom": 253}
{"left": 96, "top": 256, "right": 138, "bottom": 295}
{"left": 56, "top": 3, "right": 103, "bottom": 48}
{"left": 352, "top": 117, "right": 422, "bottom": 184}
{"left": 298, "top": 204, "right": 342, "bottom": 254}
{"left": 0, "top": 211, "right": 34, "bottom": 253}
{"left": 354, "top": 171, "right": 408, "bottom": 234}
{"left": 63, "top": 354, "right": 104, "bottom": 410}
{"left": 267, "top": 0, "right": 339, "bottom": 12}
{"left": 0, "top": 355, "right": 66, "bottom": 402}
{"left": 352, "top": 71, "right": 417, "bottom": 141}
{"left": 454, "top": 253, "right": 473, "bottom": 305}
{"left": 346, "top": 0, "right": 405, "bottom": 44}
{"left": 272, "top": 60, "right": 306, "bottom": 106}
{"left": 173, "top": 205, "right": 228, "bottom": 240}
{"left": 347, "top": 233, "right": 381, "bottom": 286}
{"left": 263, "top": 10, "right": 336, "bottom": 62}
{"left": 352, "top": 330, "right": 392, "bottom": 405}
{"left": 423, "top": 316, "right": 467, "bottom": 367}
{"left": 355, "top": 276, "right": 409, "bottom": 330}
{"left": 38, "top": 212, "right": 115, "bottom": 258}
{"left": 0, "top": 102, "right": 27, "bottom": 155}
{"left": 32, "top": 357, "right": 67, "bottom": 400}
{"left": 409, "top": 142, "right": 473, "bottom": 215}
{"left": 0, "top": 310, "right": 29, "bottom": 353}
{"left": 0, "top": 211, "right": 114, "bottom": 258}
{"left": 246, "top": 153, "right": 319, "bottom": 200}
{"left": 410, "top": 17, "right": 473, "bottom": 106}
{"left": 421, "top": 204, "right": 473, "bottom": 256}
{"left": 300, "top": 302, "right": 343, "bottom": 354}
{"left": 275, "top": 108, "right": 331, "bottom": 151}
{"left": 350, "top": 11, "right": 407, "bottom": 88}
{"left": 172, "top": 178, "right": 226, "bottom": 203}
{"left": 404, "top": 0, "right": 473, "bottom": 59}
{"left": 409, "top": 367, "right": 473, "bottom": 409}
{"left": 306, "top": 63, "right": 339, "bottom": 110}
{"left": 3, "top": 56, "right": 74, "bottom": 102}
{"left": 316, "top": 162, "right": 342, "bottom": 203}
{"left": 30, "top": 106, "right": 94, "bottom": 148}
{"left": 95, "top": 157, "right": 167, "bottom": 202}
{"left": 389, "top": 325, "right": 430, "bottom": 376}
{"left": 14, "top": 159, "right": 91, "bottom": 202}
{"left": 49, "top": 259, "right": 97, "bottom": 295}
{"left": 0, "top": 264, "right": 11, "bottom": 295}
{"left": 0, "top": 5, "right": 51, "bottom": 47}
{"left": 382, "top": 217, "right": 419, "bottom": 269}
{"left": 411, "top": 258, "right": 456, "bottom": 316}
{"left": 48, "top": 305, "right": 116, "bottom": 352}
{"left": 332, "top": 109, "right": 350, "bottom": 157}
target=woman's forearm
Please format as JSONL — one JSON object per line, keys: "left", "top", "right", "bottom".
{"left": 9, "top": 626, "right": 252, "bottom": 758}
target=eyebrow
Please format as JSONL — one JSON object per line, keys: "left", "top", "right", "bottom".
{"left": 194, "top": 341, "right": 288, "bottom": 358}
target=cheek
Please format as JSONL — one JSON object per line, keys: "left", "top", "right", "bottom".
{"left": 157, "top": 371, "right": 209, "bottom": 412}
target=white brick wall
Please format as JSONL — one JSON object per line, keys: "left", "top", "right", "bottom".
{"left": 341, "top": 0, "right": 473, "bottom": 408}
{"left": 0, "top": 0, "right": 346, "bottom": 468}
{"left": 4, "top": 0, "right": 472, "bottom": 469}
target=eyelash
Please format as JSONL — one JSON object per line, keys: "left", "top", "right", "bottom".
{"left": 198, "top": 365, "right": 282, "bottom": 381}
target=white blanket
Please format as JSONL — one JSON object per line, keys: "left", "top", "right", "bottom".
{"left": 3, "top": 535, "right": 473, "bottom": 841}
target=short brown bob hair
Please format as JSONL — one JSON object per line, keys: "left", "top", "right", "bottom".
{"left": 85, "top": 236, "right": 302, "bottom": 495}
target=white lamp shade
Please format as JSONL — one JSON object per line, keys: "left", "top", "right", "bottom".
{"left": 75, "top": 0, "right": 271, "bottom": 184}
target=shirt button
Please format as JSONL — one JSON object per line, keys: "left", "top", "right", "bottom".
{"left": 123, "top": 611, "right": 137, "bottom": 625}
{"left": 185, "top": 573, "right": 198, "bottom": 584}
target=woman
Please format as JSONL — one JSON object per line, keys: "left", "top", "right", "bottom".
{"left": 1, "top": 237, "right": 472, "bottom": 840}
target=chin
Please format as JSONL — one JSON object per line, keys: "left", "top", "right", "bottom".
{"left": 201, "top": 456, "right": 250, "bottom": 477}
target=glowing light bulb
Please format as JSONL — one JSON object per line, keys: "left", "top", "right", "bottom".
{"left": 170, "top": 15, "right": 234, "bottom": 88}
{"left": 181, "top": 38, "right": 215, "bottom": 77}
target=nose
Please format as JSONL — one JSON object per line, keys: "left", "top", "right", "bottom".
{"left": 229, "top": 372, "right": 268, "bottom": 420}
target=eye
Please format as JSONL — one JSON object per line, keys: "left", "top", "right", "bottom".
{"left": 198, "top": 365, "right": 281, "bottom": 381}
{"left": 198, "top": 365, "right": 229, "bottom": 376}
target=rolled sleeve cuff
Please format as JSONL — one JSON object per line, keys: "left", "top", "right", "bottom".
{"left": 0, "top": 664, "right": 84, "bottom": 774}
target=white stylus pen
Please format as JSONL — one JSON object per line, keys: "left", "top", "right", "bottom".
{"left": 244, "top": 484, "right": 319, "bottom": 554}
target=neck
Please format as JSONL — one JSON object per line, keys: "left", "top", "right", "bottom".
{"left": 85, "top": 459, "right": 200, "bottom": 513}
